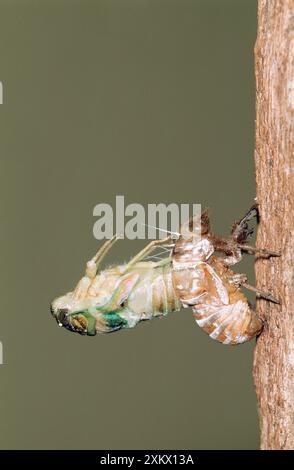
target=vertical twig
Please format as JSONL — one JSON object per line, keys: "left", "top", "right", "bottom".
{"left": 253, "top": 0, "right": 294, "bottom": 449}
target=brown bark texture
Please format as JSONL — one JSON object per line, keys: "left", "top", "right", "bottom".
{"left": 253, "top": 0, "right": 294, "bottom": 450}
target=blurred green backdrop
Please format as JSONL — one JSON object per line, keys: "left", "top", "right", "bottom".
{"left": 0, "top": 0, "right": 258, "bottom": 449}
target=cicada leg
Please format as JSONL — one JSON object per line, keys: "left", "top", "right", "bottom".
{"left": 229, "top": 273, "right": 279, "bottom": 303}
{"left": 123, "top": 236, "right": 173, "bottom": 273}
{"left": 242, "top": 282, "right": 280, "bottom": 304}
{"left": 85, "top": 235, "right": 120, "bottom": 279}
{"left": 209, "top": 204, "right": 280, "bottom": 266}
{"left": 73, "top": 235, "right": 120, "bottom": 299}
{"left": 237, "top": 244, "right": 280, "bottom": 258}
{"left": 231, "top": 203, "right": 258, "bottom": 243}
{"left": 231, "top": 204, "right": 280, "bottom": 257}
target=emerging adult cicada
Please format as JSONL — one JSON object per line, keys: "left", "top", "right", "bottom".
{"left": 51, "top": 205, "right": 279, "bottom": 345}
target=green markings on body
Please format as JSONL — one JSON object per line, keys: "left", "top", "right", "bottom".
{"left": 103, "top": 312, "right": 128, "bottom": 330}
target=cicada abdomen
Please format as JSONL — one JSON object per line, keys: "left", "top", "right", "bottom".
{"left": 50, "top": 236, "right": 182, "bottom": 336}
{"left": 172, "top": 214, "right": 263, "bottom": 345}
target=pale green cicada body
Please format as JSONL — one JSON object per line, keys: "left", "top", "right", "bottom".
{"left": 51, "top": 236, "right": 181, "bottom": 336}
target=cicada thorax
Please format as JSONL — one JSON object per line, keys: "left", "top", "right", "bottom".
{"left": 172, "top": 230, "right": 263, "bottom": 345}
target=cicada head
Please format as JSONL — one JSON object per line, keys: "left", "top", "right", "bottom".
{"left": 50, "top": 272, "right": 139, "bottom": 336}
{"left": 50, "top": 294, "right": 98, "bottom": 335}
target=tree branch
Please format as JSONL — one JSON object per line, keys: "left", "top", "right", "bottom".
{"left": 253, "top": 0, "right": 294, "bottom": 450}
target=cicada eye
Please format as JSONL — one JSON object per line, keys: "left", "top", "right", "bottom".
{"left": 57, "top": 308, "right": 69, "bottom": 325}
{"left": 52, "top": 306, "right": 73, "bottom": 331}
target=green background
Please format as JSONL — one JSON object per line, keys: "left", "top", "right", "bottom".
{"left": 0, "top": 0, "right": 258, "bottom": 449}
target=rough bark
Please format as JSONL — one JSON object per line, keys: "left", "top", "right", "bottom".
{"left": 253, "top": 0, "right": 294, "bottom": 450}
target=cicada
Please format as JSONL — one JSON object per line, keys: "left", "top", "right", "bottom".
{"left": 50, "top": 205, "right": 279, "bottom": 345}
